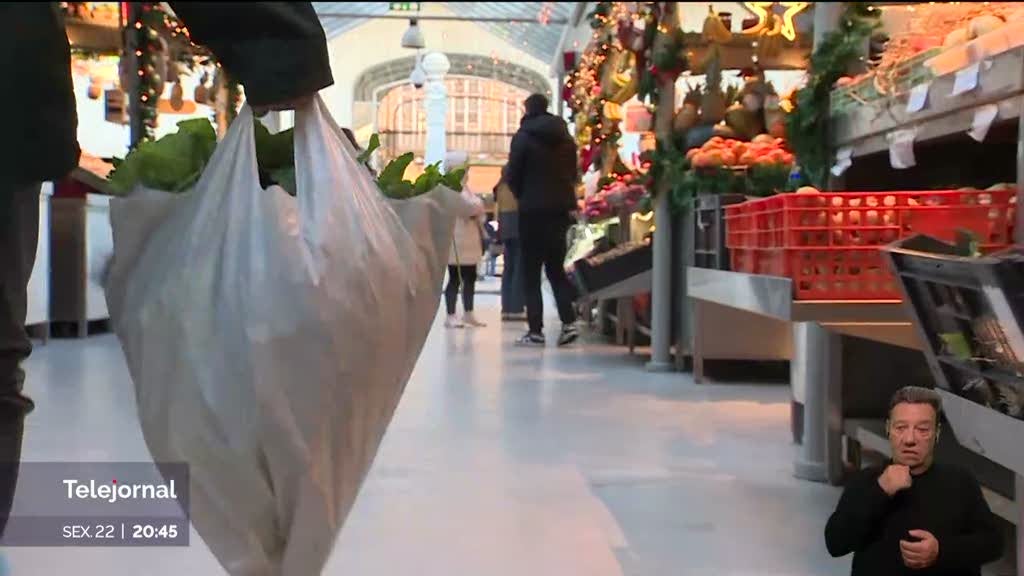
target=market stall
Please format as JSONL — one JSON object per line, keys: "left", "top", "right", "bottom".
{"left": 684, "top": 4, "right": 1022, "bottom": 568}
{"left": 44, "top": 2, "right": 244, "bottom": 337}
{"left": 562, "top": 2, "right": 659, "bottom": 353}
{"left": 562, "top": 2, "right": 812, "bottom": 361}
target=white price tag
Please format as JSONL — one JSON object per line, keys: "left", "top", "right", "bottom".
{"left": 968, "top": 104, "right": 1000, "bottom": 142}
{"left": 951, "top": 62, "right": 981, "bottom": 96}
{"left": 888, "top": 129, "right": 917, "bottom": 169}
{"left": 831, "top": 159, "right": 852, "bottom": 177}
{"left": 831, "top": 147, "right": 854, "bottom": 177}
{"left": 906, "top": 83, "right": 930, "bottom": 113}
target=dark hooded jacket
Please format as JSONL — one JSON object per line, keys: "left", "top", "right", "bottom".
{"left": 505, "top": 112, "right": 578, "bottom": 214}
{"left": 2, "top": 2, "right": 332, "bottom": 188}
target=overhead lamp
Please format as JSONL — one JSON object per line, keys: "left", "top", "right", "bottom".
{"left": 409, "top": 55, "right": 426, "bottom": 88}
{"left": 401, "top": 18, "right": 425, "bottom": 49}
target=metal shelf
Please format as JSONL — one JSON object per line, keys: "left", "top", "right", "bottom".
{"left": 581, "top": 269, "right": 652, "bottom": 301}
{"left": 687, "top": 268, "right": 913, "bottom": 336}
{"left": 831, "top": 46, "right": 1024, "bottom": 157}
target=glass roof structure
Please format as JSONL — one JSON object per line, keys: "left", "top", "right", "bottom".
{"left": 313, "top": 2, "right": 577, "bottom": 63}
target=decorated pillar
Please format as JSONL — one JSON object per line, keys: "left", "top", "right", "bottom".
{"left": 646, "top": 1, "right": 679, "bottom": 373}
{"left": 421, "top": 52, "right": 451, "bottom": 167}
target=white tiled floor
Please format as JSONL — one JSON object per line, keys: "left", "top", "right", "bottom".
{"left": 7, "top": 281, "right": 850, "bottom": 575}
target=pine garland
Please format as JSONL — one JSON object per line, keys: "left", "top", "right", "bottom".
{"left": 134, "top": 3, "right": 164, "bottom": 144}
{"left": 785, "top": 3, "right": 880, "bottom": 188}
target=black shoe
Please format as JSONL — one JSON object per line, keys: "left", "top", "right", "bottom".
{"left": 515, "top": 332, "right": 546, "bottom": 347}
{"left": 557, "top": 324, "right": 579, "bottom": 347}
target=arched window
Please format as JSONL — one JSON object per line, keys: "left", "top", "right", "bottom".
{"left": 377, "top": 77, "right": 529, "bottom": 164}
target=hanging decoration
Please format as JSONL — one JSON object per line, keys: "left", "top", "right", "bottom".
{"left": 786, "top": 2, "right": 880, "bottom": 188}
{"left": 125, "top": 2, "right": 211, "bottom": 146}
{"left": 131, "top": 3, "right": 166, "bottom": 143}
{"left": 735, "top": 2, "right": 811, "bottom": 64}
{"left": 635, "top": 2, "right": 686, "bottom": 105}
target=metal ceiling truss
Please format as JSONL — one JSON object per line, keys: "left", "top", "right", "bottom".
{"left": 313, "top": 2, "right": 577, "bottom": 64}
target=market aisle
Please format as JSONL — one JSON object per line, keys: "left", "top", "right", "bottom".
{"left": 9, "top": 280, "right": 847, "bottom": 575}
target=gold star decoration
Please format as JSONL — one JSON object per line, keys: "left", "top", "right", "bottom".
{"left": 742, "top": 2, "right": 776, "bottom": 34}
{"left": 779, "top": 2, "right": 809, "bottom": 41}
{"left": 742, "top": 1, "right": 809, "bottom": 41}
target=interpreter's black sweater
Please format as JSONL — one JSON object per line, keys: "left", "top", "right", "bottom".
{"left": 825, "top": 463, "right": 1003, "bottom": 576}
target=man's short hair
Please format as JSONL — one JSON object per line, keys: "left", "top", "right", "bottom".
{"left": 888, "top": 386, "right": 943, "bottom": 420}
{"left": 524, "top": 93, "right": 549, "bottom": 116}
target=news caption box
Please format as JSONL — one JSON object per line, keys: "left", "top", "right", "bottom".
{"left": 1, "top": 462, "right": 189, "bottom": 547}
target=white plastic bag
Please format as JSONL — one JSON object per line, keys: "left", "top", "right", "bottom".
{"left": 104, "top": 96, "right": 461, "bottom": 575}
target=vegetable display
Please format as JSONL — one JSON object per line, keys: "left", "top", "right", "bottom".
{"left": 582, "top": 178, "right": 647, "bottom": 221}
{"left": 107, "top": 119, "right": 465, "bottom": 198}
{"left": 686, "top": 135, "right": 794, "bottom": 170}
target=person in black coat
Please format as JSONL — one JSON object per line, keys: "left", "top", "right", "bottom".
{"left": 0, "top": 2, "right": 333, "bottom": 539}
{"left": 825, "top": 386, "right": 1003, "bottom": 575}
{"left": 505, "top": 93, "right": 580, "bottom": 347}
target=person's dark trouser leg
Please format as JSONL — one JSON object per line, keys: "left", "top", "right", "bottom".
{"left": 520, "top": 214, "right": 545, "bottom": 334}
{"left": 444, "top": 265, "right": 461, "bottom": 316}
{"left": 0, "top": 182, "right": 40, "bottom": 538}
{"left": 544, "top": 213, "right": 578, "bottom": 325}
{"left": 502, "top": 238, "right": 524, "bottom": 314}
{"left": 500, "top": 241, "right": 512, "bottom": 313}
{"left": 461, "top": 265, "right": 477, "bottom": 312}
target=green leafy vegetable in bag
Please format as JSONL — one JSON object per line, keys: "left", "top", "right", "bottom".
{"left": 108, "top": 122, "right": 464, "bottom": 200}
{"left": 358, "top": 134, "right": 381, "bottom": 164}
{"left": 108, "top": 118, "right": 217, "bottom": 194}
{"left": 253, "top": 120, "right": 295, "bottom": 173}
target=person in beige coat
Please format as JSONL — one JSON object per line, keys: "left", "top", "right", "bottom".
{"left": 445, "top": 152, "right": 487, "bottom": 328}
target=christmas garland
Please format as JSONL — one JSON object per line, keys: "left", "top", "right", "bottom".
{"left": 128, "top": 3, "right": 211, "bottom": 146}
{"left": 133, "top": 3, "right": 165, "bottom": 143}
{"left": 785, "top": 3, "right": 879, "bottom": 188}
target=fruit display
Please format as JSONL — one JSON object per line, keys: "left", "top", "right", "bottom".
{"left": 701, "top": 6, "right": 733, "bottom": 45}
{"left": 674, "top": 52, "right": 790, "bottom": 150}
{"left": 582, "top": 180, "right": 647, "bottom": 221}
{"left": 685, "top": 135, "right": 794, "bottom": 170}
{"left": 832, "top": 3, "right": 1024, "bottom": 108}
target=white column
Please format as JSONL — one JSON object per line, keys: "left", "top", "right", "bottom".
{"left": 646, "top": 65, "right": 676, "bottom": 372}
{"left": 421, "top": 52, "right": 451, "bottom": 167}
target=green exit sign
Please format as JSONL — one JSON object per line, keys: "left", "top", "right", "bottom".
{"left": 389, "top": 2, "right": 420, "bottom": 11}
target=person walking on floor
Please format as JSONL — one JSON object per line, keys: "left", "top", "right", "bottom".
{"left": 505, "top": 94, "right": 579, "bottom": 347}
{"left": 0, "top": 2, "right": 333, "bottom": 543}
{"left": 444, "top": 151, "right": 487, "bottom": 329}
{"left": 494, "top": 168, "right": 526, "bottom": 322}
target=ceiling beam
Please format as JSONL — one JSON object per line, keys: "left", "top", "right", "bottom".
{"left": 316, "top": 12, "right": 568, "bottom": 25}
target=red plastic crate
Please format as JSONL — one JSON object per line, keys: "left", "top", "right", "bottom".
{"left": 724, "top": 190, "right": 1017, "bottom": 299}
{"left": 729, "top": 247, "right": 903, "bottom": 299}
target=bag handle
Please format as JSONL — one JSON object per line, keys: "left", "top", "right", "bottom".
{"left": 292, "top": 95, "right": 397, "bottom": 257}
{"left": 187, "top": 105, "right": 263, "bottom": 245}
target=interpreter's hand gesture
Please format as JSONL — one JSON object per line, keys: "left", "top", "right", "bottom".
{"left": 878, "top": 464, "right": 913, "bottom": 496}
{"left": 900, "top": 529, "right": 939, "bottom": 570}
